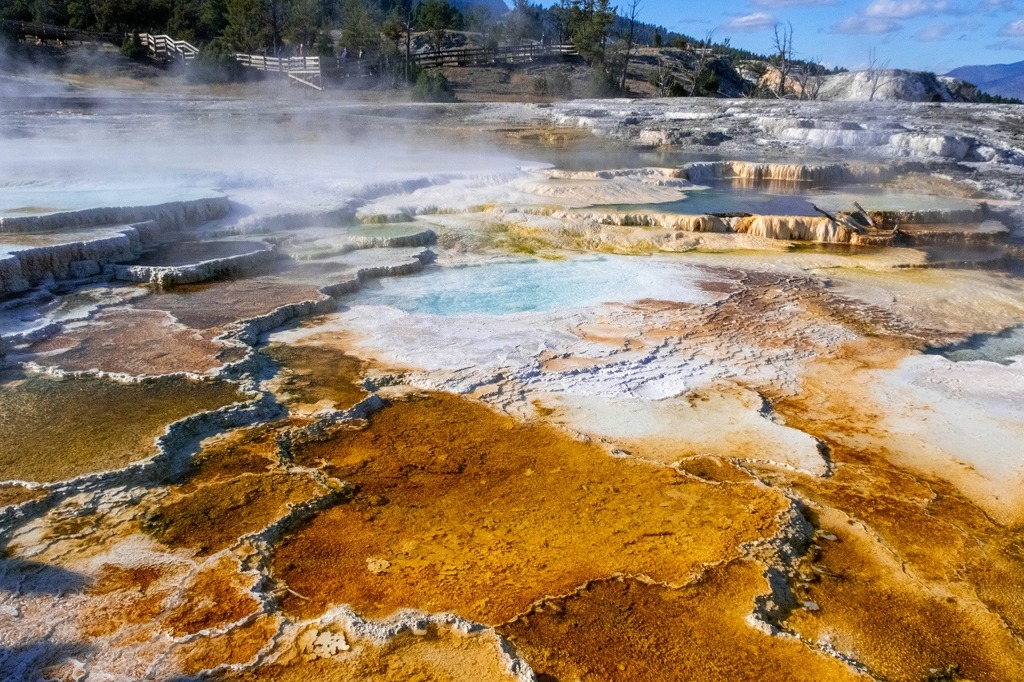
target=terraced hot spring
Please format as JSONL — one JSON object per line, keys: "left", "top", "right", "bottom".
{"left": 0, "top": 369, "right": 246, "bottom": 483}
{"left": 0, "top": 228, "right": 133, "bottom": 253}
{"left": 613, "top": 185, "right": 980, "bottom": 217}
{"left": 132, "top": 240, "right": 270, "bottom": 267}
{"left": 345, "top": 222, "right": 429, "bottom": 239}
{"left": 0, "top": 187, "right": 221, "bottom": 218}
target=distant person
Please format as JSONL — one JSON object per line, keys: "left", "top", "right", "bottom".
{"left": 299, "top": 42, "right": 305, "bottom": 67}
{"left": 341, "top": 48, "right": 348, "bottom": 60}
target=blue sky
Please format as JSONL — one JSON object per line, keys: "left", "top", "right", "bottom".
{"left": 635, "top": 0, "right": 1024, "bottom": 73}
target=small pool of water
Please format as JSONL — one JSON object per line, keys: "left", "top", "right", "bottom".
{"left": 926, "top": 326, "right": 1024, "bottom": 364}
{"left": 619, "top": 187, "right": 819, "bottom": 216}
{"left": 358, "top": 256, "right": 715, "bottom": 316}
{"left": 133, "top": 240, "right": 269, "bottom": 267}
{"left": 613, "top": 186, "right": 979, "bottom": 217}
{"left": 0, "top": 187, "right": 222, "bottom": 218}
{"left": 345, "top": 222, "right": 431, "bottom": 239}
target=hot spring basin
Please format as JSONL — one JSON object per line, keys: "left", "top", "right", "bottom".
{"left": 132, "top": 240, "right": 271, "bottom": 267}
{"left": 615, "top": 186, "right": 979, "bottom": 218}
{"left": 0, "top": 187, "right": 222, "bottom": 218}
{"left": 358, "top": 256, "right": 717, "bottom": 315}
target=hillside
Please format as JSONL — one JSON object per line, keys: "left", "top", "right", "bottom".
{"left": 946, "top": 60, "right": 1024, "bottom": 100}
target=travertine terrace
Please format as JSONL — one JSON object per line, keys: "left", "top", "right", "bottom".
{"left": 2, "top": 90, "right": 1024, "bottom": 681}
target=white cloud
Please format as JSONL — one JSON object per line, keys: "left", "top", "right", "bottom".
{"left": 915, "top": 22, "right": 953, "bottom": 40}
{"left": 865, "top": 0, "right": 948, "bottom": 18}
{"left": 831, "top": 15, "right": 903, "bottom": 33}
{"left": 722, "top": 12, "right": 778, "bottom": 32}
{"left": 999, "top": 17, "right": 1024, "bottom": 35}
{"left": 987, "top": 37, "right": 1024, "bottom": 49}
{"left": 751, "top": 0, "right": 837, "bottom": 6}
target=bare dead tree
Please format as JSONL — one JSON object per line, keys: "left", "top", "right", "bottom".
{"left": 618, "top": 0, "right": 642, "bottom": 91}
{"left": 686, "top": 28, "right": 715, "bottom": 97}
{"left": 652, "top": 55, "right": 675, "bottom": 97}
{"left": 771, "top": 21, "right": 794, "bottom": 98}
{"left": 866, "top": 47, "right": 892, "bottom": 101}
{"left": 796, "top": 55, "right": 824, "bottom": 101}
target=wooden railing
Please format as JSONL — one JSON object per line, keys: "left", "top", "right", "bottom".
{"left": 1, "top": 19, "right": 121, "bottom": 45}
{"left": 411, "top": 43, "right": 578, "bottom": 68}
{"left": 233, "top": 53, "right": 321, "bottom": 73}
{"left": 139, "top": 33, "right": 199, "bottom": 63}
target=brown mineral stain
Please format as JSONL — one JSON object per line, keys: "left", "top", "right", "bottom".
{"left": 144, "top": 472, "right": 323, "bottom": 555}
{"left": 263, "top": 342, "right": 368, "bottom": 410}
{"left": 0, "top": 370, "right": 246, "bottom": 483}
{"left": 217, "top": 624, "right": 521, "bottom": 682}
{"left": 0, "top": 484, "right": 45, "bottom": 508}
{"left": 172, "top": 616, "right": 280, "bottom": 675}
{"left": 502, "top": 562, "right": 865, "bottom": 682}
{"left": 190, "top": 421, "right": 290, "bottom": 481}
{"left": 28, "top": 309, "right": 240, "bottom": 376}
{"left": 766, "top": 339, "right": 1024, "bottom": 679}
{"left": 786, "top": 508, "right": 1024, "bottom": 682}
{"left": 136, "top": 277, "right": 327, "bottom": 330}
{"left": 272, "top": 393, "right": 786, "bottom": 624}
{"left": 676, "top": 455, "right": 754, "bottom": 484}
{"left": 163, "top": 557, "right": 262, "bottom": 636}
{"left": 81, "top": 563, "right": 178, "bottom": 637}
{"left": 142, "top": 419, "right": 325, "bottom": 555}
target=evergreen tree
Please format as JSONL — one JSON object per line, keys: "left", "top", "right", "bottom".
{"left": 559, "top": 0, "right": 614, "bottom": 65}
{"left": 223, "top": 0, "right": 270, "bottom": 51}
{"left": 340, "top": 0, "right": 381, "bottom": 55}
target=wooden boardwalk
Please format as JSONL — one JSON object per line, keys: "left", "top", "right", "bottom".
{"left": 139, "top": 33, "right": 199, "bottom": 64}
{"left": 411, "top": 43, "right": 578, "bottom": 68}
{"left": 1, "top": 19, "right": 121, "bottom": 46}
{"left": 2, "top": 21, "right": 580, "bottom": 92}
{"left": 232, "top": 53, "right": 327, "bottom": 90}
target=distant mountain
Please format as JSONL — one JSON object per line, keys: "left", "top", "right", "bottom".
{"left": 945, "top": 60, "right": 1024, "bottom": 100}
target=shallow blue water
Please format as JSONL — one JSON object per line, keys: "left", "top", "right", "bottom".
{"left": 927, "top": 326, "right": 1024, "bottom": 364}
{"left": 359, "top": 257, "right": 711, "bottom": 316}
{"left": 0, "top": 187, "right": 221, "bottom": 217}
{"left": 621, "top": 188, "right": 818, "bottom": 216}
{"left": 616, "top": 186, "right": 979, "bottom": 217}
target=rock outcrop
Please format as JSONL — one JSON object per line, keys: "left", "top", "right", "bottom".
{"left": 817, "top": 69, "right": 972, "bottom": 103}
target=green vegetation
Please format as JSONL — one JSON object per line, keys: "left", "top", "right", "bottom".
{"left": 411, "top": 69, "right": 454, "bottom": 101}
{"left": 0, "top": 0, "right": 855, "bottom": 101}
{"left": 121, "top": 31, "right": 147, "bottom": 59}
{"left": 186, "top": 38, "right": 247, "bottom": 82}
{"left": 976, "top": 90, "right": 1024, "bottom": 105}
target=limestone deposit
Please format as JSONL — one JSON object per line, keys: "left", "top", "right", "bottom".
{"left": 1, "top": 90, "right": 1023, "bottom": 682}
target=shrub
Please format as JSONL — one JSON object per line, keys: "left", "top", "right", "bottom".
{"left": 693, "top": 68, "right": 719, "bottom": 97}
{"left": 411, "top": 70, "right": 455, "bottom": 102}
{"left": 121, "top": 32, "right": 147, "bottom": 60}
{"left": 548, "top": 71, "right": 572, "bottom": 96}
{"left": 186, "top": 39, "right": 246, "bottom": 84}
{"left": 583, "top": 67, "right": 621, "bottom": 98}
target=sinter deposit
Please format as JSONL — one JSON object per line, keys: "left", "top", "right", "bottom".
{"left": 0, "top": 93, "right": 1023, "bottom": 682}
